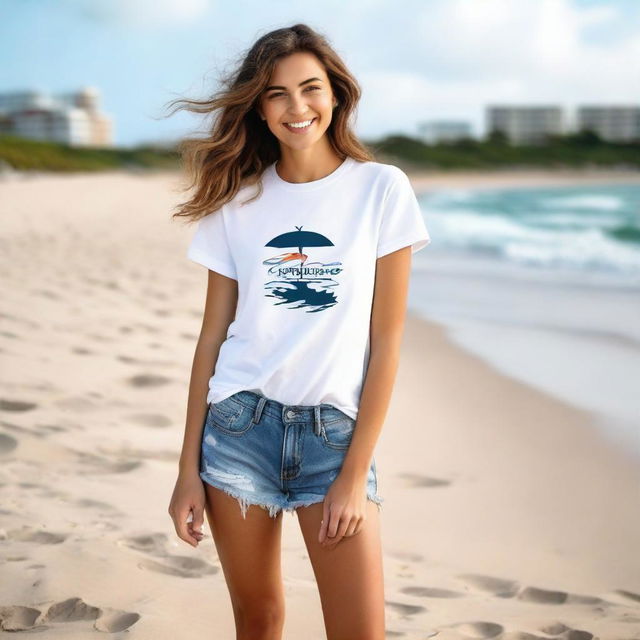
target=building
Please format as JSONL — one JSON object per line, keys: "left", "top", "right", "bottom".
{"left": 576, "top": 106, "right": 640, "bottom": 143}
{"left": 418, "top": 120, "right": 474, "bottom": 144}
{"left": 486, "top": 106, "right": 564, "bottom": 145}
{"left": 0, "top": 87, "right": 113, "bottom": 147}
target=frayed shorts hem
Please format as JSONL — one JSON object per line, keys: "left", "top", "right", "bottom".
{"left": 200, "top": 472, "right": 384, "bottom": 520}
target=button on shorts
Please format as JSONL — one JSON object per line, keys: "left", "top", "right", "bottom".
{"left": 199, "top": 389, "right": 384, "bottom": 519}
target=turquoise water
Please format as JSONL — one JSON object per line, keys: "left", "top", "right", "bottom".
{"left": 418, "top": 183, "right": 640, "bottom": 280}
{"left": 409, "top": 181, "right": 640, "bottom": 459}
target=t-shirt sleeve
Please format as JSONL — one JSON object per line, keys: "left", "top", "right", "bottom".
{"left": 376, "top": 168, "right": 431, "bottom": 258}
{"left": 186, "top": 208, "right": 238, "bottom": 280}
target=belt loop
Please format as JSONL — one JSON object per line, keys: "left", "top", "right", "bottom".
{"left": 314, "top": 405, "right": 322, "bottom": 436}
{"left": 253, "top": 396, "right": 267, "bottom": 424}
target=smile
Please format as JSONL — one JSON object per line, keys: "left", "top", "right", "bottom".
{"left": 283, "top": 118, "right": 316, "bottom": 133}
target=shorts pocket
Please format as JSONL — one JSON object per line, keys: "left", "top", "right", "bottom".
{"left": 320, "top": 415, "right": 356, "bottom": 450}
{"left": 207, "top": 395, "right": 254, "bottom": 436}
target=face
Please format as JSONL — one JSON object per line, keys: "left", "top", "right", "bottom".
{"left": 257, "top": 51, "right": 337, "bottom": 151}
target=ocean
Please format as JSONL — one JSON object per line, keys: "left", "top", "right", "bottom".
{"left": 409, "top": 182, "right": 640, "bottom": 460}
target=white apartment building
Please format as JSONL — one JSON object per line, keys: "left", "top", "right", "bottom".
{"left": 577, "top": 106, "right": 640, "bottom": 142}
{"left": 486, "top": 106, "right": 565, "bottom": 144}
{"left": 0, "top": 87, "right": 113, "bottom": 147}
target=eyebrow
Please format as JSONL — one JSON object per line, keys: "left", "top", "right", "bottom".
{"left": 265, "top": 77, "right": 323, "bottom": 92}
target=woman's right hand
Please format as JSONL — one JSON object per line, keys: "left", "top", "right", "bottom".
{"left": 168, "top": 470, "right": 206, "bottom": 548}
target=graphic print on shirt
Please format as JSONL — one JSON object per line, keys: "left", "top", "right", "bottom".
{"left": 263, "top": 226, "right": 343, "bottom": 313}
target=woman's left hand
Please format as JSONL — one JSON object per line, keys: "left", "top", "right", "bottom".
{"left": 318, "top": 471, "right": 368, "bottom": 548}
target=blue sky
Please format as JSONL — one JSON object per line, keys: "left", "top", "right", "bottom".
{"left": 1, "top": 0, "right": 638, "bottom": 147}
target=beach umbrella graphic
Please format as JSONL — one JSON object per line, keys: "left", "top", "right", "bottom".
{"left": 265, "top": 226, "right": 334, "bottom": 282}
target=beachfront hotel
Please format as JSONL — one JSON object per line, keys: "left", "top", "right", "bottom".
{"left": 577, "top": 106, "right": 640, "bottom": 143}
{"left": 0, "top": 87, "right": 113, "bottom": 148}
{"left": 486, "top": 105, "right": 565, "bottom": 145}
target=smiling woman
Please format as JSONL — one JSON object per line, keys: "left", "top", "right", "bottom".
{"left": 254, "top": 51, "right": 342, "bottom": 178}
{"left": 163, "top": 25, "right": 373, "bottom": 216}
{"left": 165, "top": 23, "right": 431, "bottom": 640}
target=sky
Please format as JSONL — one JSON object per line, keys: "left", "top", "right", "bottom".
{"left": 1, "top": 0, "right": 639, "bottom": 147}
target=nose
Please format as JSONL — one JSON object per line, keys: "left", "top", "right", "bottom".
{"left": 287, "top": 94, "right": 310, "bottom": 117}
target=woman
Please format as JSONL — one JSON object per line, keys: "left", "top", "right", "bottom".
{"left": 168, "top": 23, "right": 430, "bottom": 640}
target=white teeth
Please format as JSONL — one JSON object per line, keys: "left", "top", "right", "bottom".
{"left": 285, "top": 118, "right": 314, "bottom": 128}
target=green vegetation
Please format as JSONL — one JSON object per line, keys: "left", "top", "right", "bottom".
{"left": 0, "top": 135, "right": 180, "bottom": 172}
{"left": 368, "top": 130, "right": 640, "bottom": 171}
{"left": 1, "top": 130, "right": 638, "bottom": 173}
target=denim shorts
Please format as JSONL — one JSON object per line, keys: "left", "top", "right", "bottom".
{"left": 199, "top": 389, "right": 383, "bottom": 519}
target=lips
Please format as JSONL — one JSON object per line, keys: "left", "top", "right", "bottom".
{"left": 283, "top": 117, "right": 317, "bottom": 133}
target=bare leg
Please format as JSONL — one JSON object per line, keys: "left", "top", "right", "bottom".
{"left": 296, "top": 499, "right": 385, "bottom": 640}
{"left": 203, "top": 483, "right": 286, "bottom": 640}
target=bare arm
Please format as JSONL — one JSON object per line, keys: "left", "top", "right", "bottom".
{"left": 341, "top": 245, "right": 413, "bottom": 481}
{"left": 169, "top": 269, "right": 237, "bottom": 547}
{"left": 179, "top": 269, "right": 238, "bottom": 474}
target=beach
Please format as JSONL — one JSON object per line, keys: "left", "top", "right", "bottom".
{"left": 1, "top": 167, "right": 639, "bottom": 639}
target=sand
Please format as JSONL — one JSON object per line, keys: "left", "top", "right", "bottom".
{"left": 1, "top": 167, "right": 639, "bottom": 639}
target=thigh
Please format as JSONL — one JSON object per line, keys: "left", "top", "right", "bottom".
{"left": 296, "top": 499, "right": 385, "bottom": 640}
{"left": 203, "top": 483, "right": 285, "bottom": 617}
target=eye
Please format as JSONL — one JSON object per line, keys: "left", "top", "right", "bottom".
{"left": 268, "top": 86, "right": 321, "bottom": 99}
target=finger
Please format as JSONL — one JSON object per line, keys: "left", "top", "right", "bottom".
{"left": 318, "top": 501, "right": 331, "bottom": 543}
{"left": 329, "top": 516, "right": 351, "bottom": 546}
{"left": 177, "top": 509, "right": 199, "bottom": 547}
{"left": 344, "top": 518, "right": 358, "bottom": 537}
{"left": 188, "top": 506, "right": 205, "bottom": 538}
{"left": 326, "top": 507, "right": 341, "bottom": 541}
{"left": 323, "top": 510, "right": 346, "bottom": 547}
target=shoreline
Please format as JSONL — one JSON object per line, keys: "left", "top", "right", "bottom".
{"left": 406, "top": 167, "right": 640, "bottom": 191}
{"left": 3, "top": 163, "right": 640, "bottom": 190}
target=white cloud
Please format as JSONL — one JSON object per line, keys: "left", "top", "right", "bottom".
{"left": 348, "top": 0, "right": 640, "bottom": 138}
{"left": 64, "top": 0, "right": 210, "bottom": 28}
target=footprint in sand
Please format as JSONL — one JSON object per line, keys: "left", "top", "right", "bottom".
{"left": 33, "top": 288, "right": 60, "bottom": 300}
{"left": 130, "top": 412, "right": 173, "bottom": 428}
{"left": 449, "top": 621, "right": 504, "bottom": 638}
{"left": 397, "top": 472, "right": 452, "bottom": 488}
{"left": 40, "top": 424, "right": 69, "bottom": 434}
{"left": 0, "top": 432, "right": 18, "bottom": 455}
{"left": 519, "top": 586, "right": 606, "bottom": 607}
{"left": 5, "top": 526, "right": 68, "bottom": 545}
{"left": 127, "top": 373, "right": 172, "bottom": 388}
{"left": 0, "top": 597, "right": 140, "bottom": 633}
{"left": 117, "top": 354, "right": 175, "bottom": 365}
{"left": 118, "top": 532, "right": 170, "bottom": 556}
{"left": 457, "top": 573, "right": 521, "bottom": 598}
{"left": 56, "top": 395, "right": 97, "bottom": 411}
{"left": 0, "top": 606, "right": 41, "bottom": 631}
{"left": 400, "top": 585, "right": 465, "bottom": 598}
{"left": 385, "top": 600, "right": 427, "bottom": 618}
{"left": 540, "top": 622, "right": 585, "bottom": 637}
{"left": 118, "top": 532, "right": 219, "bottom": 578}
{"left": 0, "top": 399, "right": 38, "bottom": 412}
{"left": 71, "top": 346, "right": 93, "bottom": 355}
{"left": 388, "top": 550, "right": 425, "bottom": 563}
{"left": 0, "top": 422, "right": 41, "bottom": 437}
{"left": 137, "top": 555, "right": 219, "bottom": 578}
{"left": 73, "top": 450, "right": 142, "bottom": 474}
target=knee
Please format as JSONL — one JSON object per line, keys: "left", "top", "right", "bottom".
{"left": 235, "top": 601, "right": 285, "bottom": 639}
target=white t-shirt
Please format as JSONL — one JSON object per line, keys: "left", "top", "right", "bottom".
{"left": 186, "top": 156, "right": 431, "bottom": 420}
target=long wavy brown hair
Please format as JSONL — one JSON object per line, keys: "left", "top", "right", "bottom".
{"left": 165, "top": 23, "right": 374, "bottom": 223}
